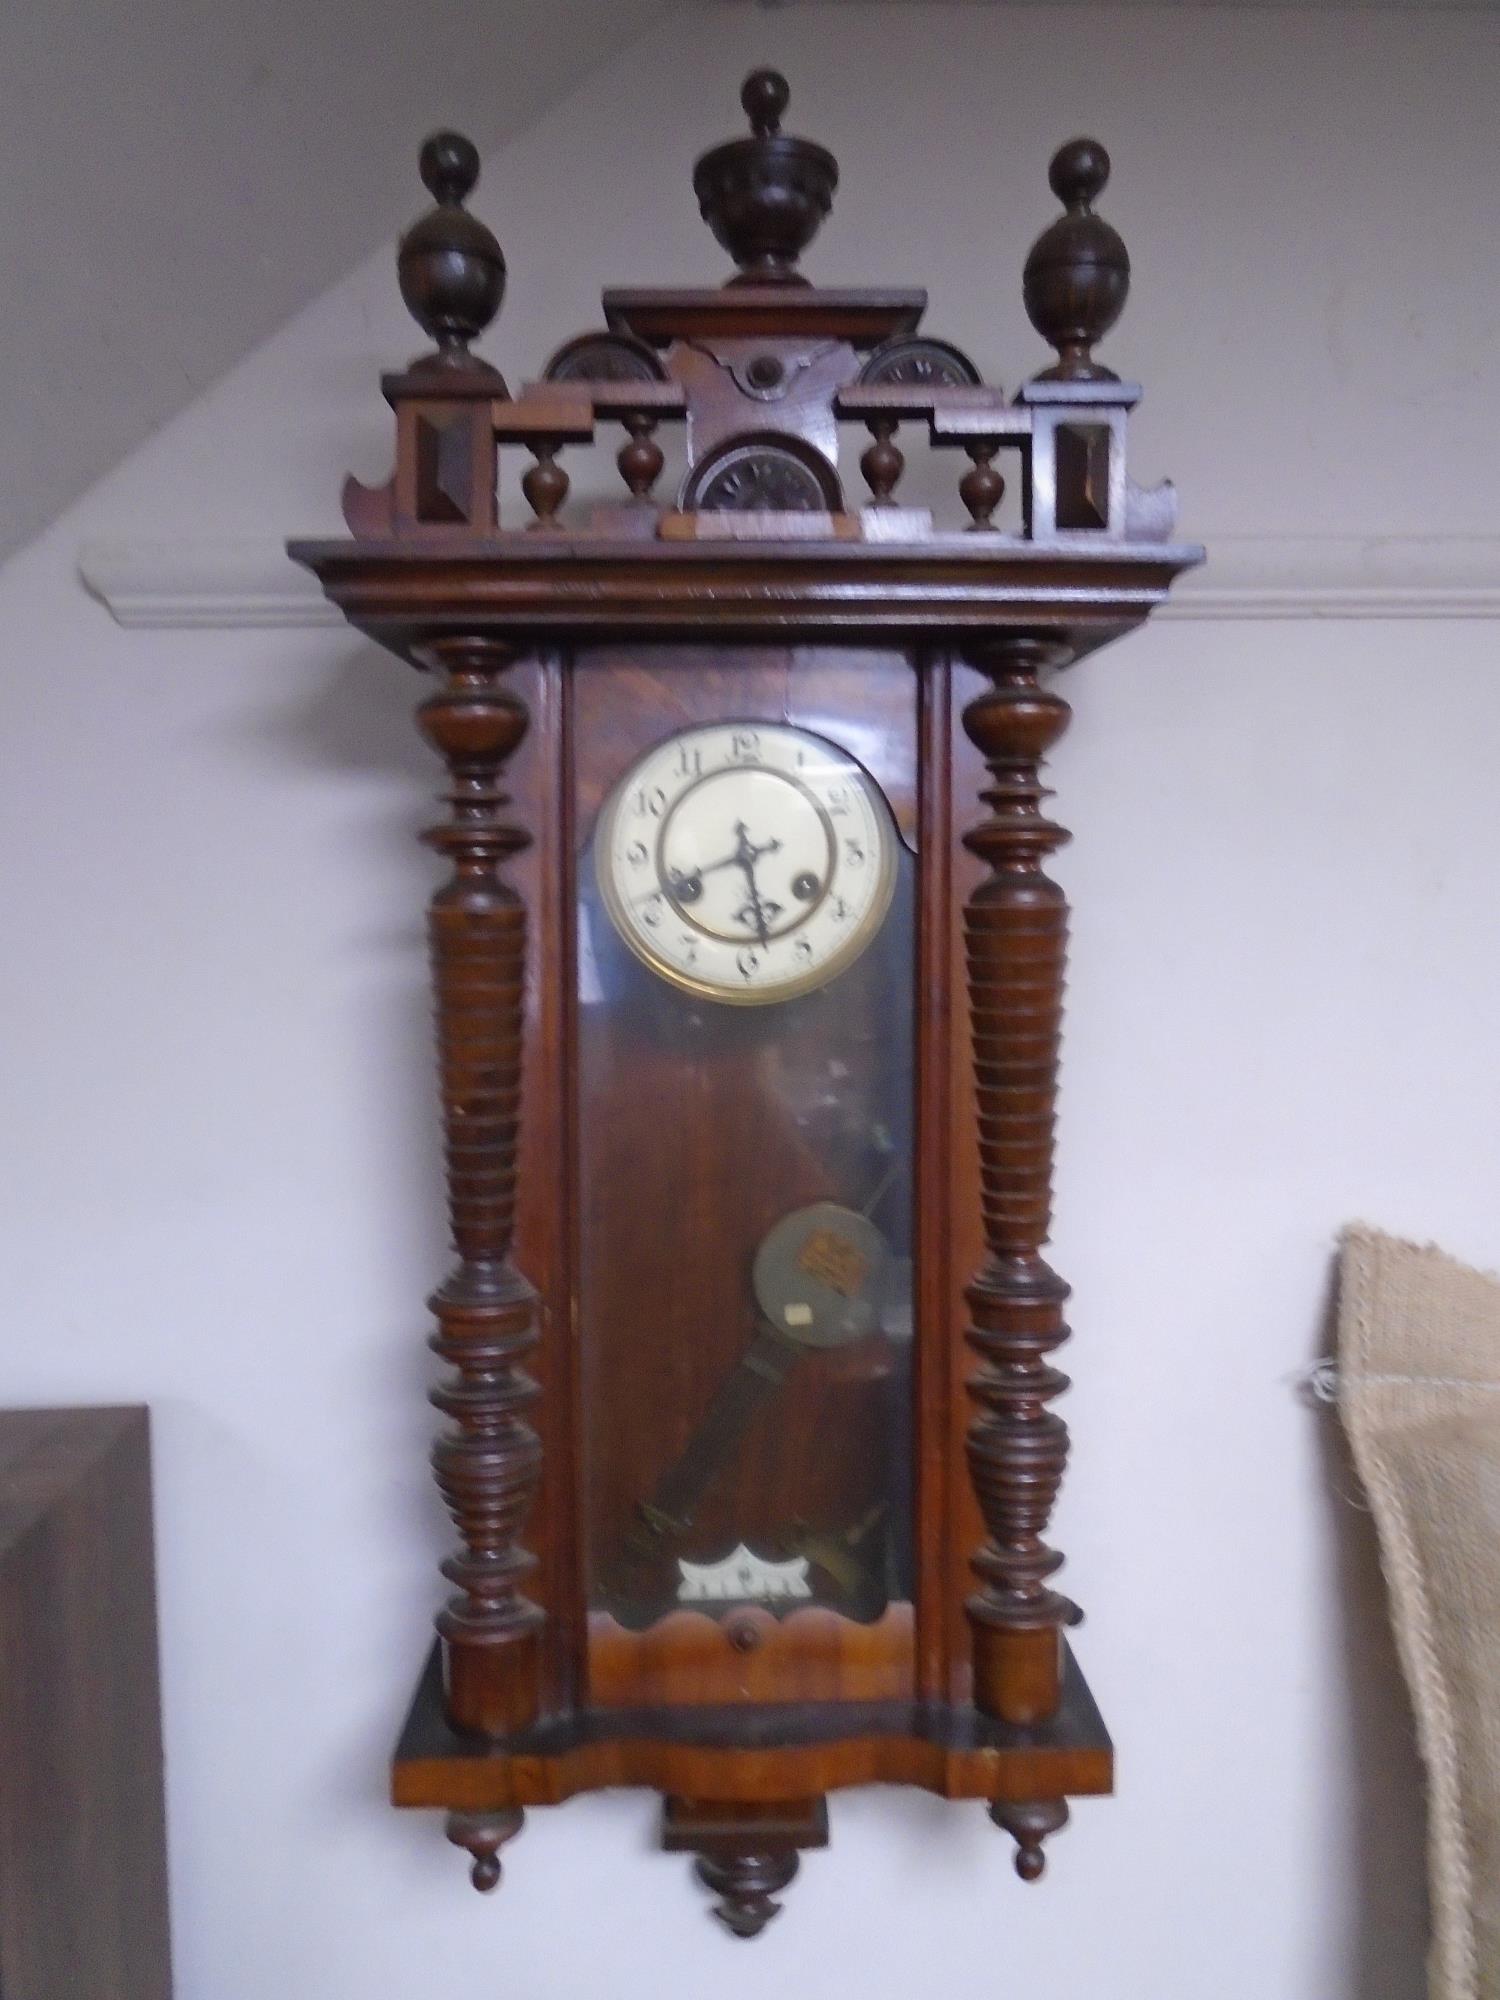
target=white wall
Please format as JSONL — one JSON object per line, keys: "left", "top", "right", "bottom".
{"left": 0, "top": 0, "right": 673, "bottom": 560}
{"left": 3, "top": 7, "right": 1497, "bottom": 1995}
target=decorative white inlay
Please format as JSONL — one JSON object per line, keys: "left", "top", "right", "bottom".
{"left": 676, "top": 1544, "right": 814, "bottom": 1604}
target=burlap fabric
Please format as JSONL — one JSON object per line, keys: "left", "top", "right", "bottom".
{"left": 1338, "top": 1226, "right": 1500, "bottom": 2000}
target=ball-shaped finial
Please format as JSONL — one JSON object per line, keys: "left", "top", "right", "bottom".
{"left": 741, "top": 68, "right": 790, "bottom": 137}
{"left": 1023, "top": 134, "right": 1129, "bottom": 382}
{"left": 1048, "top": 137, "right": 1110, "bottom": 210}
{"left": 397, "top": 129, "right": 505, "bottom": 372}
{"left": 419, "top": 129, "right": 480, "bottom": 205}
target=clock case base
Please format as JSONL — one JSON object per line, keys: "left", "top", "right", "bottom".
{"left": 394, "top": 1640, "right": 1110, "bottom": 1915}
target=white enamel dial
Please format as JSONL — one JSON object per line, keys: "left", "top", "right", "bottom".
{"left": 595, "top": 722, "right": 897, "bottom": 1004}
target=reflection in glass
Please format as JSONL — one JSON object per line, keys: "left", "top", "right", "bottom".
{"left": 577, "top": 724, "right": 915, "bottom": 1633}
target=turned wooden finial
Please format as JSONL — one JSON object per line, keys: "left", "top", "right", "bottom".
{"left": 697, "top": 1851, "right": 798, "bottom": 1939}
{"left": 446, "top": 1809, "right": 524, "bottom": 1893}
{"left": 1023, "top": 137, "right": 1130, "bottom": 382}
{"left": 741, "top": 66, "right": 790, "bottom": 136}
{"left": 692, "top": 69, "right": 838, "bottom": 285}
{"left": 990, "top": 1799, "right": 1070, "bottom": 1882}
{"left": 397, "top": 130, "right": 507, "bottom": 373}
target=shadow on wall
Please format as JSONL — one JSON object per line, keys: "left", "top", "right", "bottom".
{"left": 1314, "top": 1256, "right": 1428, "bottom": 2000}
{"left": 211, "top": 636, "right": 452, "bottom": 1824}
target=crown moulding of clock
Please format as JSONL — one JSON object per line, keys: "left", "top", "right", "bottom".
{"left": 289, "top": 69, "right": 1202, "bottom": 1936}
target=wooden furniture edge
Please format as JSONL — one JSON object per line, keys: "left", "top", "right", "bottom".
{"left": 391, "top": 1641, "right": 1113, "bottom": 1810}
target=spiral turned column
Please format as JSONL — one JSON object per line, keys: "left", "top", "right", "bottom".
{"left": 961, "top": 634, "right": 1075, "bottom": 1731}
{"left": 415, "top": 634, "right": 543, "bottom": 1745}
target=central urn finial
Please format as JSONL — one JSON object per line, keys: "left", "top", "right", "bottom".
{"left": 692, "top": 70, "right": 839, "bottom": 286}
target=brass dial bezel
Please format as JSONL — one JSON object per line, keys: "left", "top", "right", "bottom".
{"left": 594, "top": 721, "right": 898, "bottom": 1006}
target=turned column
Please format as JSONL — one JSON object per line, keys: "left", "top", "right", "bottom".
{"left": 415, "top": 633, "right": 543, "bottom": 1741}
{"left": 961, "top": 633, "right": 1075, "bottom": 1730}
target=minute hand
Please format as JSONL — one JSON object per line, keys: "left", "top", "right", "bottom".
{"left": 646, "top": 837, "right": 772, "bottom": 908}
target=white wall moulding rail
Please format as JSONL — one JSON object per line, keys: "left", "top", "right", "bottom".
{"left": 79, "top": 542, "right": 345, "bottom": 631}
{"left": 78, "top": 535, "right": 1500, "bottom": 631}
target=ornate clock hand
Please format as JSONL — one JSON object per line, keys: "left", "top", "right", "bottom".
{"left": 731, "top": 819, "right": 783, "bottom": 947}
{"left": 663, "top": 843, "right": 751, "bottom": 904}
{"left": 649, "top": 830, "right": 785, "bottom": 914}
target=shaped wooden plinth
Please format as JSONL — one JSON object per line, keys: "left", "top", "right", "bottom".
{"left": 393, "top": 1641, "right": 1108, "bottom": 1906}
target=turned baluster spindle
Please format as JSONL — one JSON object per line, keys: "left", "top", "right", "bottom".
{"left": 617, "top": 412, "right": 665, "bottom": 500}
{"left": 522, "top": 440, "right": 569, "bottom": 527}
{"left": 415, "top": 634, "right": 544, "bottom": 1751}
{"left": 960, "top": 439, "right": 1004, "bottom": 529}
{"left": 860, "top": 415, "right": 904, "bottom": 507}
{"left": 961, "top": 634, "right": 1075, "bottom": 1737}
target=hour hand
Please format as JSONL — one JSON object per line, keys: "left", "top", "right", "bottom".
{"left": 734, "top": 893, "right": 783, "bottom": 948}
{"left": 731, "top": 820, "right": 783, "bottom": 946}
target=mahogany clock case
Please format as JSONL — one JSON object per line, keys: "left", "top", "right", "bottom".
{"left": 290, "top": 69, "right": 1202, "bottom": 1932}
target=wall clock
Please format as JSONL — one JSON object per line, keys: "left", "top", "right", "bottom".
{"left": 291, "top": 69, "right": 1202, "bottom": 1935}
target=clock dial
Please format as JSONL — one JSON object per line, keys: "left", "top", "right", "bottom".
{"left": 595, "top": 722, "right": 897, "bottom": 1004}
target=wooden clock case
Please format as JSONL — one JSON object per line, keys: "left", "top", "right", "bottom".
{"left": 291, "top": 71, "right": 1202, "bottom": 1935}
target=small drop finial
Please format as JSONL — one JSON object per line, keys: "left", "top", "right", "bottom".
{"left": 445, "top": 1810, "right": 523, "bottom": 1894}
{"left": 397, "top": 128, "right": 505, "bottom": 374}
{"left": 1023, "top": 134, "right": 1129, "bottom": 382}
{"left": 741, "top": 68, "right": 789, "bottom": 137}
